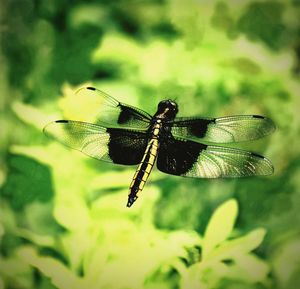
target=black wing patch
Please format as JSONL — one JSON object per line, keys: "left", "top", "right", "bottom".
{"left": 107, "top": 128, "right": 148, "bottom": 165}
{"left": 76, "top": 87, "right": 152, "bottom": 129}
{"left": 44, "top": 120, "right": 148, "bottom": 165}
{"left": 157, "top": 137, "right": 274, "bottom": 178}
{"left": 170, "top": 115, "right": 275, "bottom": 143}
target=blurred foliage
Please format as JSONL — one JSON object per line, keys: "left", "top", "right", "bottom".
{"left": 1, "top": 0, "right": 300, "bottom": 289}
{"left": 2, "top": 154, "right": 54, "bottom": 210}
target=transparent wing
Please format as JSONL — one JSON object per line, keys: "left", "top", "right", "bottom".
{"left": 75, "top": 87, "right": 152, "bottom": 129}
{"left": 170, "top": 115, "right": 275, "bottom": 143}
{"left": 157, "top": 137, "right": 274, "bottom": 178}
{"left": 44, "top": 120, "right": 148, "bottom": 165}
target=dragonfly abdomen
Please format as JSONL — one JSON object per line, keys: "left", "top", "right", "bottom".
{"left": 127, "top": 138, "right": 159, "bottom": 207}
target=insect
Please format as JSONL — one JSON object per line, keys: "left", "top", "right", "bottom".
{"left": 44, "top": 87, "right": 275, "bottom": 207}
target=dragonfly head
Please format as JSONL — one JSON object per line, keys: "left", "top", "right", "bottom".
{"left": 156, "top": 99, "right": 178, "bottom": 119}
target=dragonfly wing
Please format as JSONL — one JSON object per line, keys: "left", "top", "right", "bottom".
{"left": 170, "top": 115, "right": 275, "bottom": 143}
{"left": 75, "top": 87, "right": 152, "bottom": 129}
{"left": 157, "top": 137, "right": 274, "bottom": 178}
{"left": 44, "top": 120, "right": 148, "bottom": 165}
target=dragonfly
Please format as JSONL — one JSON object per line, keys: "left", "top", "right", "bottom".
{"left": 44, "top": 87, "right": 275, "bottom": 207}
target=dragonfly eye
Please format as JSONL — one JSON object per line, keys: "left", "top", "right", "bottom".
{"left": 170, "top": 101, "right": 178, "bottom": 110}
{"left": 167, "top": 100, "right": 178, "bottom": 114}
{"left": 158, "top": 100, "right": 168, "bottom": 108}
{"left": 158, "top": 100, "right": 178, "bottom": 110}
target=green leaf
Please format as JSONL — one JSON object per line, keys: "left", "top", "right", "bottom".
{"left": 208, "top": 228, "right": 266, "bottom": 262}
{"left": 229, "top": 253, "right": 270, "bottom": 283}
{"left": 197, "top": 254, "right": 269, "bottom": 286}
{"left": 24, "top": 202, "right": 63, "bottom": 235}
{"left": 231, "top": 57, "right": 261, "bottom": 75}
{"left": 1, "top": 154, "right": 54, "bottom": 210}
{"left": 211, "top": 1, "right": 234, "bottom": 33}
{"left": 54, "top": 194, "right": 91, "bottom": 231}
{"left": 0, "top": 253, "right": 34, "bottom": 288}
{"left": 167, "top": 0, "right": 208, "bottom": 48}
{"left": 178, "top": 263, "right": 209, "bottom": 289}
{"left": 17, "top": 246, "right": 82, "bottom": 289}
{"left": 237, "top": 1, "right": 286, "bottom": 50}
{"left": 202, "top": 199, "right": 238, "bottom": 259}
{"left": 272, "top": 238, "right": 300, "bottom": 288}
{"left": 12, "top": 101, "right": 54, "bottom": 131}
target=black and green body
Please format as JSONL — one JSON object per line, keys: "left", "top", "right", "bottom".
{"left": 44, "top": 87, "right": 275, "bottom": 207}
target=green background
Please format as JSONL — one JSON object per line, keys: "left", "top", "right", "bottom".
{"left": 1, "top": 0, "right": 300, "bottom": 288}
